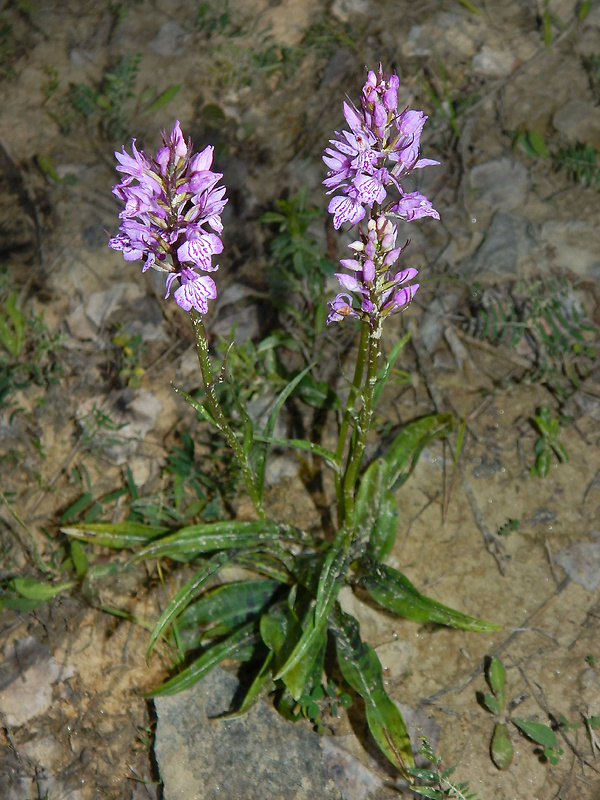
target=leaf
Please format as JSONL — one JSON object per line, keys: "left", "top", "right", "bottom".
{"left": 62, "top": 521, "right": 168, "bottom": 548}
{"left": 223, "top": 651, "right": 275, "bottom": 718}
{"left": 134, "top": 519, "right": 303, "bottom": 560}
{"left": 384, "top": 414, "right": 453, "bottom": 490}
{"left": 145, "top": 83, "right": 181, "bottom": 113}
{"left": 357, "top": 561, "right": 501, "bottom": 632}
{"left": 252, "top": 434, "right": 340, "bottom": 473}
{"left": 491, "top": 722, "right": 513, "bottom": 770}
{"left": 146, "top": 623, "right": 262, "bottom": 697}
{"left": 70, "top": 540, "right": 89, "bottom": 579}
{"left": 254, "top": 364, "right": 314, "bottom": 498}
{"left": 512, "top": 719, "right": 557, "bottom": 748}
{"left": 147, "top": 551, "right": 235, "bottom": 657}
{"left": 332, "top": 606, "right": 414, "bottom": 776}
{"left": 178, "top": 579, "right": 282, "bottom": 646}
{"left": 354, "top": 459, "right": 399, "bottom": 561}
{"left": 373, "top": 333, "right": 410, "bottom": 408}
{"left": 483, "top": 692, "right": 502, "bottom": 716}
{"left": 172, "top": 385, "right": 217, "bottom": 427}
{"left": 486, "top": 656, "right": 506, "bottom": 709}
{"left": 11, "top": 577, "right": 74, "bottom": 601}
{"left": 274, "top": 543, "right": 348, "bottom": 681}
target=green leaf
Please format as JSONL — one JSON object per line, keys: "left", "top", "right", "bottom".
{"left": 145, "top": 83, "right": 181, "bottom": 113}
{"left": 11, "top": 576, "right": 74, "bottom": 601}
{"left": 332, "top": 606, "right": 414, "bottom": 776}
{"left": 254, "top": 364, "right": 314, "bottom": 498}
{"left": 146, "top": 623, "right": 262, "bottom": 697}
{"left": 486, "top": 656, "right": 506, "bottom": 709}
{"left": 274, "top": 544, "right": 348, "bottom": 682}
{"left": 62, "top": 521, "right": 168, "bottom": 548}
{"left": 384, "top": 414, "right": 453, "bottom": 490}
{"left": 373, "top": 333, "right": 410, "bottom": 408}
{"left": 534, "top": 449, "right": 551, "bottom": 478}
{"left": 223, "top": 651, "right": 275, "bottom": 718}
{"left": 357, "top": 561, "right": 501, "bottom": 632}
{"left": 133, "top": 519, "right": 303, "bottom": 560}
{"left": 252, "top": 434, "right": 340, "bottom": 473}
{"left": 70, "top": 540, "right": 89, "bottom": 579}
{"left": 410, "top": 788, "right": 443, "bottom": 799}
{"left": 172, "top": 385, "right": 217, "bottom": 427}
{"left": 512, "top": 719, "right": 557, "bottom": 748}
{"left": 580, "top": 0, "right": 592, "bottom": 22}
{"left": 354, "top": 459, "right": 398, "bottom": 561}
{"left": 483, "top": 692, "right": 502, "bottom": 716}
{"left": 147, "top": 551, "right": 235, "bottom": 656}
{"left": 491, "top": 722, "right": 513, "bottom": 770}
{"left": 179, "top": 579, "right": 281, "bottom": 646}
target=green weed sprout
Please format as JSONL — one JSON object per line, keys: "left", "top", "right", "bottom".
{"left": 481, "top": 656, "right": 564, "bottom": 769}
{"left": 64, "top": 67, "right": 502, "bottom": 780}
{"left": 529, "top": 406, "right": 569, "bottom": 478}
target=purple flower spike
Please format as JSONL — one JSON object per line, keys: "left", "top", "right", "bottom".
{"left": 109, "top": 121, "right": 227, "bottom": 315}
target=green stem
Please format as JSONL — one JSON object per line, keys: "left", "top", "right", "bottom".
{"left": 190, "top": 309, "right": 265, "bottom": 519}
{"left": 334, "top": 321, "right": 369, "bottom": 528}
{"left": 341, "top": 323, "right": 380, "bottom": 538}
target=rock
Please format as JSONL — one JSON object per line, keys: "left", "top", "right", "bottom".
{"left": 469, "top": 157, "right": 529, "bottom": 210}
{"left": 321, "top": 737, "right": 384, "bottom": 800}
{"left": 472, "top": 45, "right": 516, "bottom": 77}
{"left": 553, "top": 100, "right": 600, "bottom": 147}
{"left": 555, "top": 539, "right": 600, "bottom": 591}
{"left": 154, "top": 666, "right": 339, "bottom": 800}
{"left": 403, "top": 13, "right": 481, "bottom": 60}
{"left": 149, "top": 22, "right": 188, "bottom": 57}
{"left": 540, "top": 219, "right": 600, "bottom": 278}
{"left": 331, "top": 0, "right": 370, "bottom": 23}
{"left": 0, "top": 637, "right": 75, "bottom": 726}
{"left": 461, "top": 211, "right": 535, "bottom": 278}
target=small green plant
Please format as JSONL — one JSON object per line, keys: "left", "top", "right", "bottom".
{"left": 408, "top": 737, "right": 483, "bottom": 799}
{"left": 111, "top": 329, "right": 146, "bottom": 388}
{"left": 261, "top": 187, "right": 336, "bottom": 351}
{"left": 0, "top": 288, "right": 63, "bottom": 406}
{"left": 481, "top": 656, "right": 564, "bottom": 769}
{"left": 465, "top": 277, "right": 597, "bottom": 396}
{"left": 496, "top": 518, "right": 518, "bottom": 537}
{"left": 555, "top": 142, "right": 600, "bottom": 188}
{"left": 43, "top": 54, "right": 180, "bottom": 141}
{"left": 529, "top": 406, "right": 569, "bottom": 478}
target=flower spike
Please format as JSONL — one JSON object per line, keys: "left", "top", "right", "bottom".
{"left": 109, "top": 121, "right": 227, "bottom": 315}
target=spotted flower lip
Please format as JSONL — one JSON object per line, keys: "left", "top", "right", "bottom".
{"left": 109, "top": 121, "right": 227, "bottom": 315}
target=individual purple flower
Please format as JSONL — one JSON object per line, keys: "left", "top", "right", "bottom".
{"left": 165, "top": 269, "right": 217, "bottom": 314}
{"left": 109, "top": 121, "right": 227, "bottom": 315}
{"left": 327, "top": 293, "right": 360, "bottom": 324}
{"left": 390, "top": 191, "right": 440, "bottom": 221}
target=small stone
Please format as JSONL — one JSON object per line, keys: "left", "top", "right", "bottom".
{"left": 149, "top": 22, "right": 188, "bottom": 57}
{"left": 553, "top": 100, "right": 600, "bottom": 147}
{"left": 470, "top": 157, "right": 529, "bottom": 210}
{"left": 462, "top": 211, "right": 535, "bottom": 278}
{"left": 0, "top": 637, "right": 75, "bottom": 727}
{"left": 555, "top": 539, "right": 600, "bottom": 591}
{"left": 472, "top": 45, "right": 516, "bottom": 77}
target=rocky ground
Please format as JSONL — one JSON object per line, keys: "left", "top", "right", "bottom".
{"left": 1, "top": 1, "right": 600, "bottom": 799}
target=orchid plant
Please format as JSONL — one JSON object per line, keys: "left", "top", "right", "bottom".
{"left": 66, "top": 65, "right": 499, "bottom": 778}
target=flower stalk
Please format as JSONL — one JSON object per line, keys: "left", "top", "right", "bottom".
{"left": 190, "top": 310, "right": 265, "bottom": 519}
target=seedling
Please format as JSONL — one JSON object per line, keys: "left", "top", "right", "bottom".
{"left": 529, "top": 406, "right": 569, "bottom": 478}
{"left": 481, "top": 656, "right": 564, "bottom": 768}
